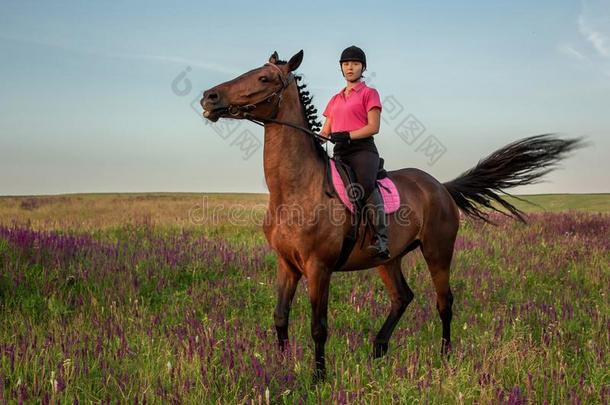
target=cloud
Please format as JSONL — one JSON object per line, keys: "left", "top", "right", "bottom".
{"left": 0, "top": 32, "right": 240, "bottom": 75}
{"left": 114, "top": 53, "right": 243, "bottom": 75}
{"left": 577, "top": 15, "right": 610, "bottom": 58}
{"left": 556, "top": 1, "right": 610, "bottom": 80}
{"left": 557, "top": 43, "right": 587, "bottom": 60}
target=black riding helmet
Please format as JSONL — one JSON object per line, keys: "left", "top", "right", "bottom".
{"left": 339, "top": 45, "right": 367, "bottom": 74}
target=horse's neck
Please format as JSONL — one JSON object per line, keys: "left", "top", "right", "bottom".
{"left": 263, "top": 83, "right": 325, "bottom": 207}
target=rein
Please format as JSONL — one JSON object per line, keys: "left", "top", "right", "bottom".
{"left": 217, "top": 62, "right": 361, "bottom": 271}
{"left": 226, "top": 63, "right": 331, "bottom": 143}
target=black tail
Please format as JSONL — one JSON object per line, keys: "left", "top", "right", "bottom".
{"left": 443, "top": 134, "right": 586, "bottom": 223}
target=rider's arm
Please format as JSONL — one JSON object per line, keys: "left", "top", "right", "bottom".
{"left": 320, "top": 116, "right": 332, "bottom": 143}
{"left": 348, "top": 107, "right": 380, "bottom": 140}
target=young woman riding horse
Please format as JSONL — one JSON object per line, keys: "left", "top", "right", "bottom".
{"left": 321, "top": 45, "right": 391, "bottom": 260}
{"left": 200, "top": 49, "right": 583, "bottom": 382}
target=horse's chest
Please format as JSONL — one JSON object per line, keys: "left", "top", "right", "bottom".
{"left": 263, "top": 211, "right": 315, "bottom": 260}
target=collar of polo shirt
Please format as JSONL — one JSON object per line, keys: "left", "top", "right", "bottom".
{"left": 340, "top": 81, "right": 365, "bottom": 97}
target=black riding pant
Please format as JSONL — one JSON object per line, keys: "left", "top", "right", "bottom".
{"left": 336, "top": 150, "right": 380, "bottom": 203}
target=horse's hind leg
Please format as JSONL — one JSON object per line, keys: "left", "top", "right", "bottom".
{"left": 421, "top": 236, "right": 456, "bottom": 356}
{"left": 373, "top": 257, "right": 415, "bottom": 358}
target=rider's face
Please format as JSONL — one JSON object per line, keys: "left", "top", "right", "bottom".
{"left": 341, "top": 61, "right": 363, "bottom": 80}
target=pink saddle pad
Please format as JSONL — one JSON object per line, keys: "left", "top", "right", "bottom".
{"left": 329, "top": 159, "right": 400, "bottom": 214}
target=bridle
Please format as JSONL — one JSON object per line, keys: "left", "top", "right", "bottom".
{"left": 216, "top": 63, "right": 360, "bottom": 270}
{"left": 223, "top": 63, "right": 330, "bottom": 143}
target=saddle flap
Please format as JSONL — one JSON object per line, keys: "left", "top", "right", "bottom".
{"left": 329, "top": 158, "right": 400, "bottom": 214}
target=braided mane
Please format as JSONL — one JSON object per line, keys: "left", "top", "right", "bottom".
{"left": 275, "top": 59, "right": 328, "bottom": 161}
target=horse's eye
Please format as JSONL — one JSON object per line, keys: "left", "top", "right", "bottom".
{"left": 259, "top": 76, "right": 269, "bottom": 82}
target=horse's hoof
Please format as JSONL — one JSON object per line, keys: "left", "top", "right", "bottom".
{"left": 441, "top": 341, "right": 452, "bottom": 357}
{"left": 311, "top": 368, "right": 326, "bottom": 384}
{"left": 373, "top": 342, "right": 388, "bottom": 358}
{"left": 278, "top": 339, "right": 288, "bottom": 353}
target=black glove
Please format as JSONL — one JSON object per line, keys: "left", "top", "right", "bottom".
{"left": 329, "top": 131, "right": 351, "bottom": 144}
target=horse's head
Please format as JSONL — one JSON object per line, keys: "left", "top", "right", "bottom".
{"left": 201, "top": 50, "right": 304, "bottom": 122}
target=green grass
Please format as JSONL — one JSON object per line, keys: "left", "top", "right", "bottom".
{"left": 0, "top": 194, "right": 608, "bottom": 403}
{"left": 503, "top": 193, "right": 610, "bottom": 213}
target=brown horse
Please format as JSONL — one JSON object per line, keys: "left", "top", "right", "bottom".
{"left": 201, "top": 50, "right": 583, "bottom": 380}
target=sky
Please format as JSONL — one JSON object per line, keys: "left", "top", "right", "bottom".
{"left": 1, "top": 0, "right": 609, "bottom": 196}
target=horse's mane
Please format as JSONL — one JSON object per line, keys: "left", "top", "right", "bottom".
{"left": 275, "top": 60, "right": 328, "bottom": 162}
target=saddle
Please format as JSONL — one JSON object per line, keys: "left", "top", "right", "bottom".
{"left": 328, "top": 158, "right": 400, "bottom": 214}
{"left": 323, "top": 156, "right": 401, "bottom": 270}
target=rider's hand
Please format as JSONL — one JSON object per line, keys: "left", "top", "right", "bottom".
{"left": 329, "top": 131, "right": 351, "bottom": 144}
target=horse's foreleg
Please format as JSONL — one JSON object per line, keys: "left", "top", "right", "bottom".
{"left": 305, "top": 260, "right": 331, "bottom": 382}
{"left": 273, "top": 257, "right": 302, "bottom": 351}
{"left": 373, "top": 258, "right": 414, "bottom": 358}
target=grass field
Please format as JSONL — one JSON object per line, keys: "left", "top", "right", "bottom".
{"left": 0, "top": 193, "right": 608, "bottom": 403}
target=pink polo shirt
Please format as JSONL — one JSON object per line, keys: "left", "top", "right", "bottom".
{"left": 322, "top": 81, "right": 382, "bottom": 132}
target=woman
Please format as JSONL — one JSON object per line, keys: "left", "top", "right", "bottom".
{"left": 320, "top": 45, "right": 390, "bottom": 259}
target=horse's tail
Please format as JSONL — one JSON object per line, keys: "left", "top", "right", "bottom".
{"left": 443, "top": 133, "right": 586, "bottom": 224}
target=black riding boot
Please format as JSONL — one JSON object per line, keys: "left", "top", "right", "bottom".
{"left": 365, "top": 187, "right": 391, "bottom": 259}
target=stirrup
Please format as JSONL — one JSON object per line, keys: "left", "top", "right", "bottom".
{"left": 367, "top": 238, "right": 391, "bottom": 259}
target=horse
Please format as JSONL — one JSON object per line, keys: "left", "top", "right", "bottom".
{"left": 200, "top": 49, "right": 583, "bottom": 381}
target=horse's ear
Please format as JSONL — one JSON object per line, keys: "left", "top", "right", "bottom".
{"left": 268, "top": 51, "right": 279, "bottom": 64}
{"left": 287, "top": 50, "right": 303, "bottom": 72}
